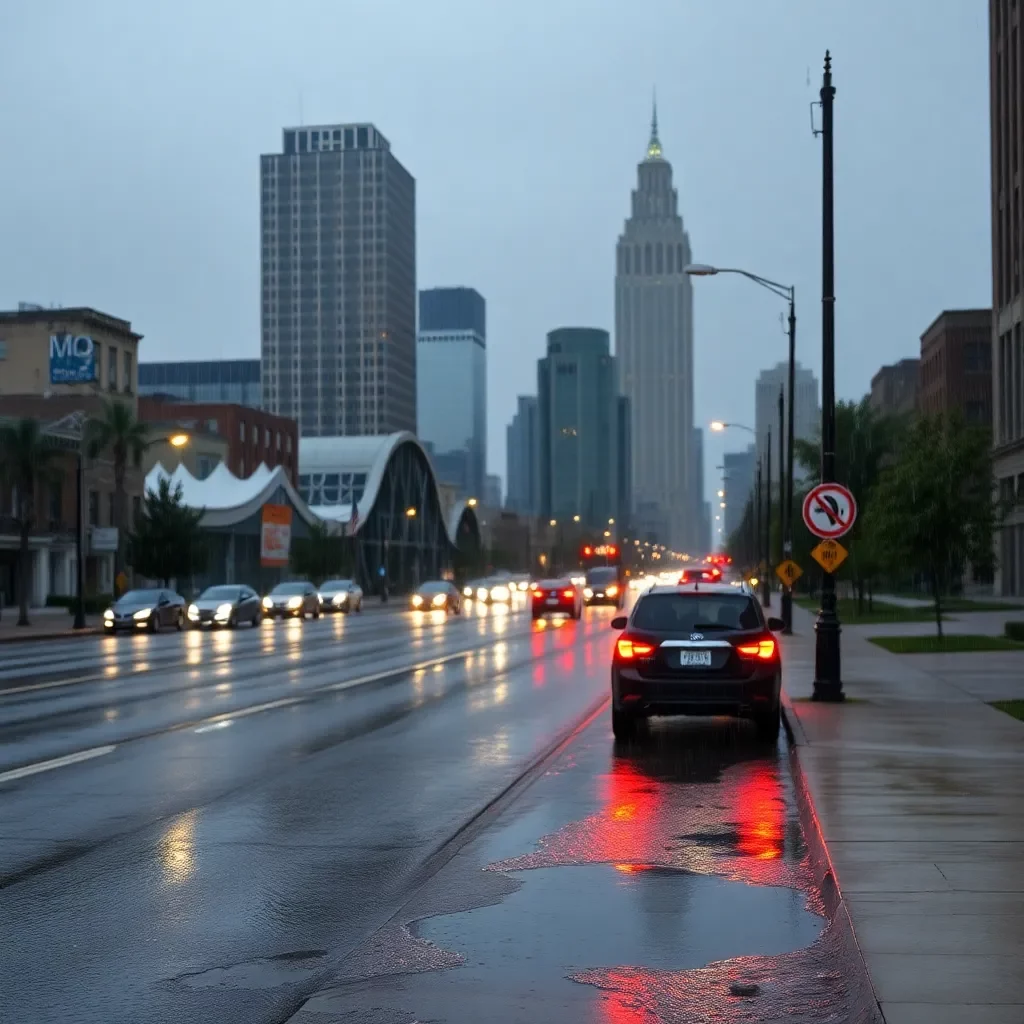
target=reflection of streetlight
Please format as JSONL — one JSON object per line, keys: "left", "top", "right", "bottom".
{"left": 405, "top": 507, "right": 417, "bottom": 518}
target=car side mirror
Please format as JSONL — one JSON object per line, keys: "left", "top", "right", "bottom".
{"left": 767, "top": 616, "right": 785, "bottom": 632}
{"left": 611, "top": 616, "right": 627, "bottom": 630}
{"left": 158, "top": 595, "right": 169, "bottom": 606}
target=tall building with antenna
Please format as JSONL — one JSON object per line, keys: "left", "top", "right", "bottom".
{"left": 614, "top": 103, "right": 699, "bottom": 550}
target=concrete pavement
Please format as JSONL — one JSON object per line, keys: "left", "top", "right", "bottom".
{"left": 781, "top": 604, "right": 1024, "bottom": 1024}
{"left": 0, "top": 606, "right": 99, "bottom": 642}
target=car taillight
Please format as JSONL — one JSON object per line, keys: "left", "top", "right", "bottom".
{"left": 736, "top": 638, "right": 776, "bottom": 659}
{"left": 562, "top": 589, "right": 574, "bottom": 598}
{"left": 532, "top": 589, "right": 543, "bottom": 598}
{"left": 616, "top": 637, "right": 655, "bottom": 659}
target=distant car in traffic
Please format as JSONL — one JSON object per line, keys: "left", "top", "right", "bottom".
{"left": 463, "top": 578, "right": 491, "bottom": 602}
{"left": 531, "top": 577, "right": 583, "bottom": 620}
{"left": 609, "top": 581, "right": 784, "bottom": 742}
{"left": 485, "top": 578, "right": 513, "bottom": 604}
{"left": 188, "top": 585, "right": 262, "bottom": 628}
{"left": 410, "top": 580, "right": 462, "bottom": 613}
{"left": 583, "top": 566, "right": 624, "bottom": 608}
{"left": 262, "top": 581, "right": 322, "bottom": 620}
{"left": 679, "top": 566, "right": 722, "bottom": 584}
{"left": 319, "top": 579, "right": 364, "bottom": 613}
{"left": 509, "top": 573, "right": 532, "bottom": 592}
{"left": 103, "top": 588, "right": 186, "bottom": 633}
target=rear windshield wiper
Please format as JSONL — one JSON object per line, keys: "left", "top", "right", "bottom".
{"left": 688, "top": 622, "right": 735, "bottom": 631}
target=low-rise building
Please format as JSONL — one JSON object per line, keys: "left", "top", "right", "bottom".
{"left": 869, "top": 358, "right": 919, "bottom": 418}
{"left": 918, "top": 309, "right": 992, "bottom": 425}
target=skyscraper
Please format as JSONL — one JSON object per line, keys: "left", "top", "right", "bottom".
{"left": 260, "top": 123, "right": 416, "bottom": 437}
{"left": 537, "top": 327, "right": 622, "bottom": 528}
{"left": 722, "top": 445, "right": 756, "bottom": 543}
{"left": 754, "top": 361, "right": 819, "bottom": 477}
{"left": 615, "top": 103, "right": 696, "bottom": 549}
{"left": 417, "top": 287, "right": 486, "bottom": 498}
{"left": 506, "top": 395, "right": 539, "bottom": 516}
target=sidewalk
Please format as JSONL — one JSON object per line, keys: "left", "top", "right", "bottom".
{"left": 0, "top": 607, "right": 100, "bottom": 643}
{"left": 781, "top": 604, "right": 1024, "bottom": 1024}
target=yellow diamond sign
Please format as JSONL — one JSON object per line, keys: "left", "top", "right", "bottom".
{"left": 811, "top": 538, "right": 848, "bottom": 574}
{"left": 775, "top": 560, "right": 803, "bottom": 587}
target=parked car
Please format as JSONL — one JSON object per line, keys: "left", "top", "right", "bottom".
{"left": 187, "top": 585, "right": 262, "bottom": 628}
{"left": 319, "top": 579, "right": 364, "bottom": 613}
{"left": 103, "top": 588, "right": 186, "bottom": 633}
{"left": 410, "top": 580, "right": 462, "bottom": 613}
{"left": 262, "top": 581, "right": 322, "bottom": 620}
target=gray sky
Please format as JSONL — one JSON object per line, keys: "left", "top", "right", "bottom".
{"left": 1, "top": 1, "right": 990, "bottom": 505}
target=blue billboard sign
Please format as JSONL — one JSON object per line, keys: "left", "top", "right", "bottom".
{"left": 49, "top": 334, "right": 96, "bottom": 384}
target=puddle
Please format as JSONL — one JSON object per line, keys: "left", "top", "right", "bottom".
{"left": 416, "top": 864, "right": 823, "bottom": 975}
{"left": 175, "top": 949, "right": 326, "bottom": 989}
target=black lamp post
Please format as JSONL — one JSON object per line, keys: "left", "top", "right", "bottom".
{"left": 755, "top": 459, "right": 763, "bottom": 592}
{"left": 763, "top": 427, "right": 771, "bottom": 608}
{"left": 73, "top": 447, "right": 86, "bottom": 629}
{"left": 812, "top": 51, "right": 843, "bottom": 701}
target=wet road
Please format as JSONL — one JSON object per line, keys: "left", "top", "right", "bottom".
{"left": 0, "top": 600, "right": 860, "bottom": 1023}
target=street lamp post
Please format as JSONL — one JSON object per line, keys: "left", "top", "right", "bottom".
{"left": 755, "top": 458, "right": 763, "bottom": 592}
{"left": 812, "top": 50, "right": 843, "bottom": 701}
{"left": 763, "top": 427, "right": 771, "bottom": 608}
{"left": 688, "top": 264, "right": 797, "bottom": 630}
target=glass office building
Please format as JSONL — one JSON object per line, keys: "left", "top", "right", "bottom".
{"left": 138, "top": 359, "right": 261, "bottom": 408}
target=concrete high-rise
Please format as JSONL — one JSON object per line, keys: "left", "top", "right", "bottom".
{"left": 722, "top": 445, "right": 756, "bottom": 544}
{"left": 989, "top": 1, "right": 1024, "bottom": 595}
{"left": 417, "top": 287, "right": 486, "bottom": 499}
{"left": 615, "top": 104, "right": 696, "bottom": 550}
{"left": 260, "top": 123, "right": 415, "bottom": 437}
{"left": 754, "top": 361, "right": 819, "bottom": 478}
{"left": 506, "top": 395, "right": 539, "bottom": 516}
{"left": 537, "top": 328, "right": 623, "bottom": 528}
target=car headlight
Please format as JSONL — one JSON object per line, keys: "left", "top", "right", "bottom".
{"left": 463, "top": 586, "right": 473, "bottom": 597}
{"left": 518, "top": 581, "right": 529, "bottom": 591}
{"left": 431, "top": 593, "right": 447, "bottom": 607}
{"left": 287, "top": 596, "right": 303, "bottom": 609}
{"left": 103, "top": 608, "right": 114, "bottom": 620}
{"left": 262, "top": 596, "right": 273, "bottom": 608}
{"left": 411, "top": 595, "right": 423, "bottom": 607}
{"left": 215, "top": 602, "right": 233, "bottom": 618}
{"left": 606, "top": 585, "right": 618, "bottom": 597}
{"left": 476, "top": 588, "right": 489, "bottom": 601}
{"left": 187, "top": 604, "right": 199, "bottom": 618}
{"left": 133, "top": 608, "right": 152, "bottom": 620}
{"left": 491, "top": 586, "right": 509, "bottom": 601}
{"left": 332, "top": 592, "right": 347, "bottom": 605}
{"left": 584, "top": 587, "right": 594, "bottom": 599}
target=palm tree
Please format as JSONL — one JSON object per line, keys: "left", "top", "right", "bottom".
{"left": 0, "top": 418, "right": 64, "bottom": 626}
{"left": 86, "top": 399, "right": 149, "bottom": 597}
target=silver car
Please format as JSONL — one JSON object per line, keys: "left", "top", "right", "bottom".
{"left": 188, "top": 585, "right": 262, "bottom": 628}
{"left": 319, "top": 579, "right": 364, "bottom": 613}
{"left": 261, "top": 581, "right": 322, "bottom": 620}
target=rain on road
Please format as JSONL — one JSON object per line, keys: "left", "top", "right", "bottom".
{"left": 0, "top": 601, "right": 867, "bottom": 1023}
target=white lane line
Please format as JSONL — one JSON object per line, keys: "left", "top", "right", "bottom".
{"left": 0, "top": 745, "right": 117, "bottom": 784}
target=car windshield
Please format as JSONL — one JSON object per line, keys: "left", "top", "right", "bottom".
{"left": 200, "top": 586, "right": 241, "bottom": 600}
{"left": 118, "top": 590, "right": 161, "bottom": 604}
{"left": 271, "top": 582, "right": 308, "bottom": 595}
{"left": 418, "top": 582, "right": 449, "bottom": 594}
{"left": 632, "top": 594, "right": 762, "bottom": 632}
{"left": 586, "top": 568, "right": 619, "bottom": 584}
{"left": 321, "top": 580, "right": 352, "bottom": 590}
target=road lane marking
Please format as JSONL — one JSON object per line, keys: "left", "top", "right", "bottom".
{"left": 0, "top": 745, "right": 117, "bottom": 784}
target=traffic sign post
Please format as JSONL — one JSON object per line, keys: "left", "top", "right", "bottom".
{"left": 802, "top": 482, "right": 857, "bottom": 540}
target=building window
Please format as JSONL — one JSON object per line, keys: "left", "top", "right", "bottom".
{"left": 108, "top": 347, "right": 118, "bottom": 390}
{"left": 264, "top": 427, "right": 270, "bottom": 446}
{"left": 0, "top": 339, "right": 6, "bottom": 360}
{"left": 196, "top": 455, "right": 215, "bottom": 480}
{"left": 276, "top": 431, "right": 281, "bottom": 449}
{"left": 240, "top": 421, "right": 246, "bottom": 441}
{"left": 93, "top": 342, "right": 102, "bottom": 385}
{"left": 123, "top": 350, "right": 133, "bottom": 392}
{"left": 88, "top": 491, "right": 99, "bottom": 526}
{"left": 108, "top": 492, "right": 115, "bottom": 526}
{"left": 49, "top": 483, "right": 62, "bottom": 524}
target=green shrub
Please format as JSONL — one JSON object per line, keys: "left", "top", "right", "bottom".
{"left": 63, "top": 594, "right": 113, "bottom": 616}
{"left": 1005, "top": 621, "right": 1024, "bottom": 642}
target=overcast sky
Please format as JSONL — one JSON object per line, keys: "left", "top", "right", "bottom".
{"left": 1, "top": 1, "right": 990, "bottom": 503}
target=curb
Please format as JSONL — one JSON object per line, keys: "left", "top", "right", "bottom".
{"left": 0, "top": 625, "right": 101, "bottom": 645}
{"left": 781, "top": 694, "right": 886, "bottom": 1024}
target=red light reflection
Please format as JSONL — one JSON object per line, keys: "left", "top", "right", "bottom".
{"left": 735, "top": 764, "right": 785, "bottom": 861}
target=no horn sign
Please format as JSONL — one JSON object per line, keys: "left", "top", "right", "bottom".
{"left": 802, "top": 483, "right": 857, "bottom": 540}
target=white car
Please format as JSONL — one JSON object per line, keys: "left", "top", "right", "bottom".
{"left": 318, "top": 579, "right": 364, "bottom": 613}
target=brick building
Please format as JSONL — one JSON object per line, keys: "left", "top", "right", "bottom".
{"left": 137, "top": 398, "right": 299, "bottom": 486}
{"left": 917, "top": 310, "right": 993, "bottom": 425}
{"left": 869, "top": 358, "right": 919, "bottom": 419}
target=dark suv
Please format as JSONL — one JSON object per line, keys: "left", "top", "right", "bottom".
{"left": 584, "top": 566, "right": 624, "bottom": 608}
{"left": 609, "top": 582, "right": 784, "bottom": 742}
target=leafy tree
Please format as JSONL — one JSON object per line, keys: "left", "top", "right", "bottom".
{"left": 290, "top": 520, "right": 348, "bottom": 585}
{"left": 130, "top": 478, "right": 207, "bottom": 587}
{"left": 0, "top": 419, "right": 64, "bottom": 626}
{"left": 86, "top": 399, "right": 150, "bottom": 595}
{"left": 864, "top": 412, "right": 997, "bottom": 637}
{"left": 794, "top": 398, "right": 900, "bottom": 610}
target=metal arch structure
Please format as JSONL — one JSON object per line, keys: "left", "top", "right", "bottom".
{"left": 350, "top": 438, "right": 474, "bottom": 592}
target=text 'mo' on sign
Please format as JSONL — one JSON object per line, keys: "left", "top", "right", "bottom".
{"left": 802, "top": 482, "right": 857, "bottom": 540}
{"left": 49, "top": 334, "right": 97, "bottom": 384}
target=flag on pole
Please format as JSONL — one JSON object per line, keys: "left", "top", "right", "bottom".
{"left": 347, "top": 503, "right": 359, "bottom": 537}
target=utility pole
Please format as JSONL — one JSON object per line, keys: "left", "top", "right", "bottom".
{"left": 778, "top": 385, "right": 785, "bottom": 577}
{"left": 755, "top": 459, "right": 763, "bottom": 591}
{"left": 763, "top": 427, "right": 771, "bottom": 608}
{"left": 783, "top": 293, "right": 796, "bottom": 633}
{"left": 812, "top": 50, "right": 843, "bottom": 701}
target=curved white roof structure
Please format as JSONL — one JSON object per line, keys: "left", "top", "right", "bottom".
{"left": 300, "top": 432, "right": 475, "bottom": 545}
{"left": 145, "top": 460, "right": 319, "bottom": 529}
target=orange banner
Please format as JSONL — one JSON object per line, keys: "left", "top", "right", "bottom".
{"left": 261, "top": 503, "right": 292, "bottom": 566}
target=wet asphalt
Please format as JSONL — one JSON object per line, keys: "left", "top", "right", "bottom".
{"left": 0, "top": 597, "right": 856, "bottom": 1024}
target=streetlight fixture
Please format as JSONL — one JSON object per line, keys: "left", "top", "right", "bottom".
{"left": 687, "top": 261, "right": 797, "bottom": 634}
{"left": 549, "top": 518, "right": 557, "bottom": 527}
{"left": 717, "top": 490, "right": 724, "bottom": 498}
{"left": 709, "top": 421, "right": 756, "bottom": 435}
{"left": 405, "top": 507, "right": 417, "bottom": 518}
{"left": 467, "top": 497, "right": 478, "bottom": 507}
{"left": 169, "top": 433, "right": 189, "bottom": 448}
{"left": 573, "top": 515, "right": 581, "bottom": 523}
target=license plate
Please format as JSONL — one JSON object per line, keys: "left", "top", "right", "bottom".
{"left": 546, "top": 598, "right": 559, "bottom": 606}
{"left": 679, "top": 650, "right": 712, "bottom": 667}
